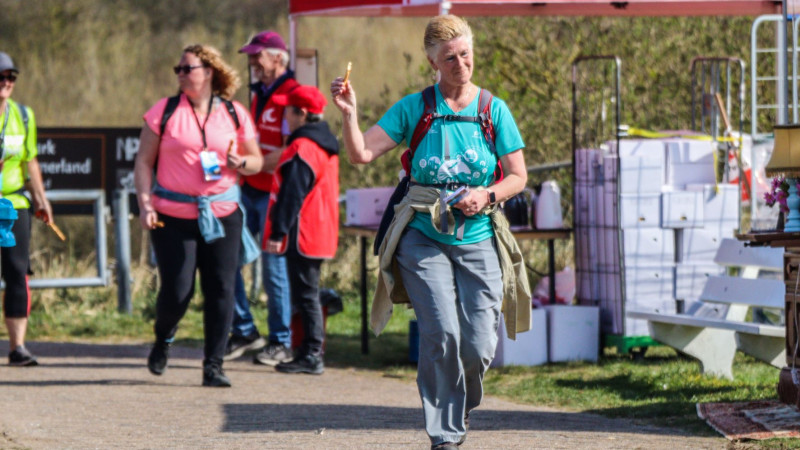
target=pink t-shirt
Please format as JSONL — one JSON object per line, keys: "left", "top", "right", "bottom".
{"left": 143, "top": 95, "right": 256, "bottom": 219}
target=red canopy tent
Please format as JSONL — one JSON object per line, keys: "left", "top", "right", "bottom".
{"left": 289, "top": 0, "right": 779, "bottom": 18}
{"left": 287, "top": 0, "right": 783, "bottom": 65}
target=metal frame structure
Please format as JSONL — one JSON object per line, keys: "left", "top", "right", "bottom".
{"left": 571, "top": 55, "right": 624, "bottom": 333}
{"left": 690, "top": 57, "right": 745, "bottom": 232}
{"left": 26, "top": 190, "right": 109, "bottom": 289}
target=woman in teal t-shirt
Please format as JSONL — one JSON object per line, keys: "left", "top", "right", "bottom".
{"left": 331, "top": 15, "right": 527, "bottom": 450}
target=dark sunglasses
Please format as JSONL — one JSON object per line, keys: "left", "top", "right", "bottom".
{"left": 0, "top": 74, "right": 17, "bottom": 82}
{"left": 173, "top": 64, "right": 204, "bottom": 75}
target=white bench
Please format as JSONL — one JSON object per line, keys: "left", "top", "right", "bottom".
{"left": 627, "top": 238, "right": 785, "bottom": 379}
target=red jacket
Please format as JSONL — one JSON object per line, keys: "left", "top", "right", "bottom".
{"left": 263, "top": 122, "right": 339, "bottom": 259}
{"left": 243, "top": 75, "right": 299, "bottom": 192}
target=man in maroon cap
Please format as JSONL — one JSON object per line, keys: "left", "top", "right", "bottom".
{"left": 225, "top": 31, "right": 299, "bottom": 366}
{"left": 263, "top": 85, "right": 339, "bottom": 374}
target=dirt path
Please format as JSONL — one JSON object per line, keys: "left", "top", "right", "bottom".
{"left": 0, "top": 341, "right": 727, "bottom": 449}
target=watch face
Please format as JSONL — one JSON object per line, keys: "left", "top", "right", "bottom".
{"left": 489, "top": 191, "right": 496, "bottom": 203}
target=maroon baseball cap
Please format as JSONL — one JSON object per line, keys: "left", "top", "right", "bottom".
{"left": 239, "top": 31, "right": 287, "bottom": 54}
{"left": 272, "top": 85, "right": 327, "bottom": 115}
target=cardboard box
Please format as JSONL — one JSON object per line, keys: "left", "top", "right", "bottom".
{"left": 619, "top": 193, "right": 661, "bottom": 228}
{"left": 666, "top": 163, "right": 716, "bottom": 189}
{"left": 605, "top": 155, "right": 664, "bottom": 193}
{"left": 345, "top": 187, "right": 395, "bottom": 226}
{"left": 545, "top": 305, "right": 600, "bottom": 362}
{"left": 665, "top": 139, "right": 715, "bottom": 165}
{"left": 664, "top": 140, "right": 716, "bottom": 188}
{"left": 623, "top": 264, "right": 676, "bottom": 301}
{"left": 698, "top": 219, "right": 739, "bottom": 238}
{"left": 661, "top": 190, "right": 704, "bottom": 228}
{"left": 686, "top": 183, "right": 739, "bottom": 223}
{"left": 681, "top": 228, "right": 732, "bottom": 263}
{"left": 622, "top": 228, "right": 675, "bottom": 266}
{"left": 491, "top": 309, "right": 548, "bottom": 367}
{"left": 609, "top": 139, "right": 666, "bottom": 162}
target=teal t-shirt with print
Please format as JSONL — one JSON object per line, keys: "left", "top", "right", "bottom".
{"left": 377, "top": 84, "right": 524, "bottom": 245}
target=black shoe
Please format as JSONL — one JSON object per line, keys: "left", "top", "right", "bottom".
{"left": 253, "top": 343, "right": 293, "bottom": 366}
{"left": 202, "top": 364, "right": 232, "bottom": 387}
{"left": 8, "top": 346, "right": 38, "bottom": 367}
{"left": 223, "top": 332, "right": 267, "bottom": 361}
{"left": 275, "top": 353, "right": 324, "bottom": 375}
{"left": 147, "top": 341, "right": 170, "bottom": 376}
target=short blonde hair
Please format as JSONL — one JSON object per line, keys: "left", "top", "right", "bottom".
{"left": 183, "top": 44, "right": 241, "bottom": 100}
{"left": 423, "top": 15, "right": 473, "bottom": 59}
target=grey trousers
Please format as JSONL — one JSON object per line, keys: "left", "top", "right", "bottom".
{"left": 395, "top": 228, "right": 503, "bottom": 445}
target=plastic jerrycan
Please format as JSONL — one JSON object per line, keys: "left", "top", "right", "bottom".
{"left": 535, "top": 180, "right": 563, "bottom": 229}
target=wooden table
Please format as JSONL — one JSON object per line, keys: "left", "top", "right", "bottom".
{"left": 738, "top": 231, "right": 800, "bottom": 406}
{"left": 341, "top": 225, "right": 572, "bottom": 355}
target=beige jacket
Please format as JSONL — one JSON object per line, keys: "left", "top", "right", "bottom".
{"left": 371, "top": 184, "right": 532, "bottom": 340}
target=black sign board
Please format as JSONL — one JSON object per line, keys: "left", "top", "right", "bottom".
{"left": 37, "top": 127, "right": 141, "bottom": 212}
{"left": 38, "top": 127, "right": 140, "bottom": 190}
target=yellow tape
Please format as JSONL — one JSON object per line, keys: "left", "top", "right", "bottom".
{"left": 625, "top": 127, "right": 738, "bottom": 143}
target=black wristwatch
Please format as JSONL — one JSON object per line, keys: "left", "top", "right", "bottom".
{"left": 487, "top": 189, "right": 496, "bottom": 205}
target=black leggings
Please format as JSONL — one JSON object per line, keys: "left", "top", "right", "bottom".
{"left": 2, "top": 208, "right": 31, "bottom": 318}
{"left": 150, "top": 210, "right": 242, "bottom": 366}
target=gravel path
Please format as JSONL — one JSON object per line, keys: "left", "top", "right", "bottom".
{"left": 0, "top": 341, "right": 728, "bottom": 449}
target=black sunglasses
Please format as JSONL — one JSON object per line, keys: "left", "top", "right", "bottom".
{"left": 0, "top": 74, "right": 17, "bottom": 82}
{"left": 173, "top": 64, "right": 204, "bottom": 75}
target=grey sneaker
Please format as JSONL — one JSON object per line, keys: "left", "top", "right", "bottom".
{"left": 253, "top": 343, "right": 293, "bottom": 366}
{"left": 8, "top": 346, "right": 38, "bottom": 367}
{"left": 223, "top": 332, "right": 267, "bottom": 361}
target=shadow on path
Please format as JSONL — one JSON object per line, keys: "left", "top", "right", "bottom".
{"left": 221, "top": 403, "right": 694, "bottom": 437}
{"left": 0, "top": 340, "right": 203, "bottom": 360}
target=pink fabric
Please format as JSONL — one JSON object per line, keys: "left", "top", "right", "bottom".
{"left": 143, "top": 95, "right": 256, "bottom": 219}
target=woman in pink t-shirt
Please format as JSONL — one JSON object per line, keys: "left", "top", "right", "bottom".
{"left": 133, "top": 44, "right": 261, "bottom": 388}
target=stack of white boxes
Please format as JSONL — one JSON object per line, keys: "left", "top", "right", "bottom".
{"left": 574, "top": 138, "right": 739, "bottom": 337}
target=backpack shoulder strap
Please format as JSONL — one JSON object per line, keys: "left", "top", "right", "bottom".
{"left": 14, "top": 102, "right": 30, "bottom": 162}
{"left": 222, "top": 99, "right": 240, "bottom": 130}
{"left": 400, "top": 86, "right": 438, "bottom": 175}
{"left": 477, "top": 88, "right": 496, "bottom": 154}
{"left": 159, "top": 95, "right": 182, "bottom": 137}
{"left": 408, "top": 85, "right": 438, "bottom": 153}
{"left": 477, "top": 88, "right": 504, "bottom": 182}
{"left": 17, "top": 102, "right": 28, "bottom": 135}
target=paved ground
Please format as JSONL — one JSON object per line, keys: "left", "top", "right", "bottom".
{"left": 0, "top": 341, "right": 729, "bottom": 449}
